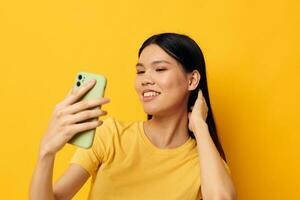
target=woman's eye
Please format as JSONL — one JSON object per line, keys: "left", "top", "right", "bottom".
{"left": 136, "top": 69, "right": 166, "bottom": 74}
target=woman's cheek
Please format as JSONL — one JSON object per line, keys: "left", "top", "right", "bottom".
{"left": 161, "top": 74, "right": 183, "bottom": 91}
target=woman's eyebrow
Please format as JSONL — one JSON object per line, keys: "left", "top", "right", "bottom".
{"left": 135, "top": 60, "right": 171, "bottom": 67}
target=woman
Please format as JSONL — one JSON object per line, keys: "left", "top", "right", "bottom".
{"left": 30, "top": 32, "right": 236, "bottom": 200}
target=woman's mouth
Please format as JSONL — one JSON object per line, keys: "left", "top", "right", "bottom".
{"left": 142, "top": 91, "right": 161, "bottom": 102}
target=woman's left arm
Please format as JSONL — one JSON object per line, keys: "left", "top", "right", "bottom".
{"left": 194, "top": 121, "right": 237, "bottom": 200}
{"left": 188, "top": 90, "right": 236, "bottom": 200}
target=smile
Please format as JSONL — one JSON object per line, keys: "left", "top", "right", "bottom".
{"left": 142, "top": 92, "right": 160, "bottom": 102}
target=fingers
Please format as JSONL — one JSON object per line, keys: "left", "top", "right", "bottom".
{"left": 198, "top": 89, "right": 203, "bottom": 97}
{"left": 63, "top": 79, "right": 97, "bottom": 106}
{"left": 197, "top": 89, "right": 209, "bottom": 111}
{"left": 198, "top": 89, "right": 205, "bottom": 102}
{"left": 63, "top": 98, "right": 110, "bottom": 115}
{"left": 65, "top": 107, "right": 108, "bottom": 125}
{"left": 68, "top": 120, "right": 103, "bottom": 135}
{"left": 198, "top": 89, "right": 202, "bottom": 94}
{"left": 67, "top": 87, "right": 74, "bottom": 95}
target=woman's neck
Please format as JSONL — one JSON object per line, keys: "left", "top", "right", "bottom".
{"left": 143, "top": 112, "right": 190, "bottom": 149}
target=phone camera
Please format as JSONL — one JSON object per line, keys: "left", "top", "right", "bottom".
{"left": 78, "top": 74, "right": 82, "bottom": 80}
{"left": 76, "top": 81, "right": 81, "bottom": 87}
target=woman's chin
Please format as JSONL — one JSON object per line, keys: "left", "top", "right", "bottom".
{"left": 143, "top": 107, "right": 160, "bottom": 115}
{"left": 143, "top": 107, "right": 170, "bottom": 117}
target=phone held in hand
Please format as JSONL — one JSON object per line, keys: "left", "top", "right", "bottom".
{"left": 67, "top": 71, "right": 107, "bottom": 149}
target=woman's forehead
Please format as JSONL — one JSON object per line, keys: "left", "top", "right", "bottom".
{"left": 139, "top": 44, "right": 176, "bottom": 63}
{"left": 136, "top": 60, "right": 172, "bottom": 68}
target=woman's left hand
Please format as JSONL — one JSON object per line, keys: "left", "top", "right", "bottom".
{"left": 188, "top": 89, "right": 209, "bottom": 133}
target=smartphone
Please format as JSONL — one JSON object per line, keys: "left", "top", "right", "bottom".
{"left": 67, "top": 71, "right": 107, "bottom": 149}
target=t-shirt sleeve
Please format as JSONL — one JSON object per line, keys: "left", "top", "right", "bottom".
{"left": 69, "top": 116, "right": 116, "bottom": 177}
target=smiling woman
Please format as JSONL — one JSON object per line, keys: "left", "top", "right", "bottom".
{"left": 30, "top": 32, "right": 236, "bottom": 200}
{"left": 135, "top": 33, "right": 227, "bottom": 159}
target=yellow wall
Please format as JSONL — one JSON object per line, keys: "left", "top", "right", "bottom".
{"left": 0, "top": 0, "right": 299, "bottom": 199}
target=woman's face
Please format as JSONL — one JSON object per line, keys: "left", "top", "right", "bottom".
{"left": 134, "top": 44, "right": 190, "bottom": 117}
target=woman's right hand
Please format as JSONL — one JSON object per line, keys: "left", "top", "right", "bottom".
{"left": 39, "top": 79, "right": 110, "bottom": 157}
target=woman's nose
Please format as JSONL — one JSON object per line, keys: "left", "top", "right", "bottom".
{"left": 142, "top": 78, "right": 154, "bottom": 86}
{"left": 141, "top": 70, "right": 155, "bottom": 86}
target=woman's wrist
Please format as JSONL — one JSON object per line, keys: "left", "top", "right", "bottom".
{"left": 39, "top": 145, "right": 56, "bottom": 160}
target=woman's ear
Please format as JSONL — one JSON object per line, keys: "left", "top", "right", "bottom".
{"left": 188, "top": 70, "right": 200, "bottom": 91}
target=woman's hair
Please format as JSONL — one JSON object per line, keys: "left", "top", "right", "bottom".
{"left": 138, "top": 32, "right": 227, "bottom": 162}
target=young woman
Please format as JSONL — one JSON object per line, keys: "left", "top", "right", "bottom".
{"left": 30, "top": 32, "right": 236, "bottom": 200}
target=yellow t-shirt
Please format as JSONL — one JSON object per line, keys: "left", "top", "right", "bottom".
{"left": 70, "top": 116, "right": 230, "bottom": 200}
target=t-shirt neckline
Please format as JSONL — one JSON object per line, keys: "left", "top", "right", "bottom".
{"left": 138, "top": 120, "right": 194, "bottom": 155}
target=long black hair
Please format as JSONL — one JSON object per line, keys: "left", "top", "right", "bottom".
{"left": 138, "top": 32, "right": 227, "bottom": 162}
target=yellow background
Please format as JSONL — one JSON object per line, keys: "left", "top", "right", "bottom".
{"left": 0, "top": 0, "right": 299, "bottom": 199}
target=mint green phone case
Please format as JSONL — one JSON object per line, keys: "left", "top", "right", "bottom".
{"left": 67, "top": 71, "right": 107, "bottom": 149}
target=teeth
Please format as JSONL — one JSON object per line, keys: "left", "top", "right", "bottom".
{"left": 143, "top": 91, "right": 160, "bottom": 97}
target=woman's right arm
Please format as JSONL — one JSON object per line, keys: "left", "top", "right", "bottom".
{"left": 30, "top": 151, "right": 56, "bottom": 200}
{"left": 29, "top": 79, "right": 110, "bottom": 200}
